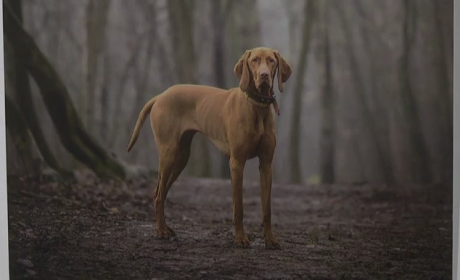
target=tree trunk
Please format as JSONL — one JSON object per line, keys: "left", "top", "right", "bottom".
{"left": 237, "top": 0, "right": 261, "bottom": 50}
{"left": 129, "top": 3, "right": 157, "bottom": 161}
{"left": 399, "top": 0, "right": 432, "bottom": 183}
{"left": 433, "top": 0, "right": 453, "bottom": 184}
{"left": 355, "top": 0, "right": 394, "bottom": 184}
{"left": 108, "top": 38, "right": 145, "bottom": 147}
{"left": 225, "top": 0, "right": 260, "bottom": 87}
{"left": 100, "top": 85, "right": 109, "bottom": 143}
{"left": 289, "top": 0, "right": 315, "bottom": 184}
{"left": 4, "top": 3, "right": 126, "bottom": 179}
{"left": 82, "top": 0, "right": 111, "bottom": 132}
{"left": 100, "top": 31, "right": 112, "bottom": 145}
{"left": 5, "top": 90, "right": 42, "bottom": 176}
{"left": 337, "top": 4, "right": 395, "bottom": 184}
{"left": 318, "top": 0, "right": 335, "bottom": 184}
{"left": 6, "top": 0, "right": 69, "bottom": 175}
{"left": 212, "top": 0, "right": 231, "bottom": 179}
{"left": 168, "top": 0, "right": 212, "bottom": 177}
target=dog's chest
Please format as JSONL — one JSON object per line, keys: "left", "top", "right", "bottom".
{"left": 254, "top": 112, "right": 265, "bottom": 134}
{"left": 252, "top": 106, "right": 271, "bottom": 134}
{"left": 245, "top": 110, "right": 271, "bottom": 157}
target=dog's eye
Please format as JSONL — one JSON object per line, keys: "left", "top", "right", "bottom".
{"left": 269, "top": 58, "right": 275, "bottom": 63}
{"left": 252, "top": 58, "right": 258, "bottom": 63}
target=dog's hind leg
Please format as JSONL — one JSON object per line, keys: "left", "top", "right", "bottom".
{"left": 164, "top": 131, "right": 195, "bottom": 198}
{"left": 152, "top": 132, "right": 194, "bottom": 200}
{"left": 157, "top": 131, "right": 195, "bottom": 236}
{"left": 154, "top": 142, "right": 179, "bottom": 239}
{"left": 153, "top": 132, "right": 194, "bottom": 201}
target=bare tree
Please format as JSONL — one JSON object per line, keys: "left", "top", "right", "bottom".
{"left": 128, "top": 0, "right": 158, "bottom": 161}
{"left": 355, "top": 0, "right": 394, "bottom": 183}
{"left": 318, "top": 0, "right": 335, "bottom": 184}
{"left": 81, "top": 0, "right": 111, "bottom": 133}
{"left": 5, "top": 95, "right": 43, "bottom": 175}
{"left": 225, "top": 0, "right": 261, "bottom": 87}
{"left": 6, "top": 0, "right": 69, "bottom": 175}
{"left": 337, "top": 3, "right": 395, "bottom": 184}
{"left": 433, "top": 0, "right": 453, "bottom": 183}
{"left": 167, "top": 0, "right": 211, "bottom": 177}
{"left": 4, "top": 2, "right": 126, "bottom": 178}
{"left": 398, "top": 0, "right": 432, "bottom": 183}
{"left": 289, "top": 0, "right": 316, "bottom": 183}
{"left": 211, "top": 0, "right": 233, "bottom": 179}
{"left": 108, "top": 37, "right": 145, "bottom": 148}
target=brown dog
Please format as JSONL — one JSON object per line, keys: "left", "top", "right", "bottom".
{"left": 127, "top": 47, "right": 292, "bottom": 249}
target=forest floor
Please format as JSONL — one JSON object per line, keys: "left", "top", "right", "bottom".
{"left": 7, "top": 171, "right": 452, "bottom": 280}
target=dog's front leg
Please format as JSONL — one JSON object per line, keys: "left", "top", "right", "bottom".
{"left": 229, "top": 156, "right": 250, "bottom": 248}
{"left": 259, "top": 158, "right": 281, "bottom": 250}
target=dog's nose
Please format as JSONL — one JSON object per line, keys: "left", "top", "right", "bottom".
{"left": 260, "top": 72, "right": 269, "bottom": 79}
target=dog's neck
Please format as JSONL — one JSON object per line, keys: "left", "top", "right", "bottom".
{"left": 244, "top": 82, "right": 280, "bottom": 115}
{"left": 245, "top": 83, "right": 275, "bottom": 106}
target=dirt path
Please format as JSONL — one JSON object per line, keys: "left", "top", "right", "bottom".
{"left": 7, "top": 174, "right": 452, "bottom": 279}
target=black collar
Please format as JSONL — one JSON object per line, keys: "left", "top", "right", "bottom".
{"left": 245, "top": 87, "right": 276, "bottom": 105}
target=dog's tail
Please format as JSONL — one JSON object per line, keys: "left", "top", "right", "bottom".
{"left": 127, "top": 96, "right": 158, "bottom": 152}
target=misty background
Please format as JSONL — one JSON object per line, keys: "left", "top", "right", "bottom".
{"left": 5, "top": 0, "right": 453, "bottom": 186}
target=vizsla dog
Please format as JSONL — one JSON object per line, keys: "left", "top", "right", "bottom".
{"left": 127, "top": 47, "right": 292, "bottom": 249}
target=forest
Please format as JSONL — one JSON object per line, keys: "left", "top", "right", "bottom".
{"left": 5, "top": 0, "right": 452, "bottom": 279}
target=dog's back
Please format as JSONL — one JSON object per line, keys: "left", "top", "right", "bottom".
{"left": 127, "top": 84, "right": 239, "bottom": 152}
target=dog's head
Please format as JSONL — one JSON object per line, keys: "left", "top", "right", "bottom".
{"left": 234, "top": 47, "right": 292, "bottom": 95}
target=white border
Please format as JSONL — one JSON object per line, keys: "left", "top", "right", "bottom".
{"left": 0, "top": 0, "right": 10, "bottom": 279}
{"left": 454, "top": 0, "right": 459, "bottom": 278}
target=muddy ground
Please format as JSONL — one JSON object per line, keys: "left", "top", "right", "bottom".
{"left": 7, "top": 172, "right": 452, "bottom": 280}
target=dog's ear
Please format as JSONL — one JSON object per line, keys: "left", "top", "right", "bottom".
{"left": 274, "top": 51, "right": 292, "bottom": 93}
{"left": 234, "top": 50, "right": 251, "bottom": 92}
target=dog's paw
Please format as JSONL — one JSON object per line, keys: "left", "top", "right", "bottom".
{"left": 156, "top": 226, "right": 176, "bottom": 239}
{"left": 235, "top": 235, "right": 251, "bottom": 249}
{"left": 265, "top": 237, "right": 282, "bottom": 250}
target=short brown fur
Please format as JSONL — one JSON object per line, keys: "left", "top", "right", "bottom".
{"left": 127, "top": 47, "right": 292, "bottom": 249}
